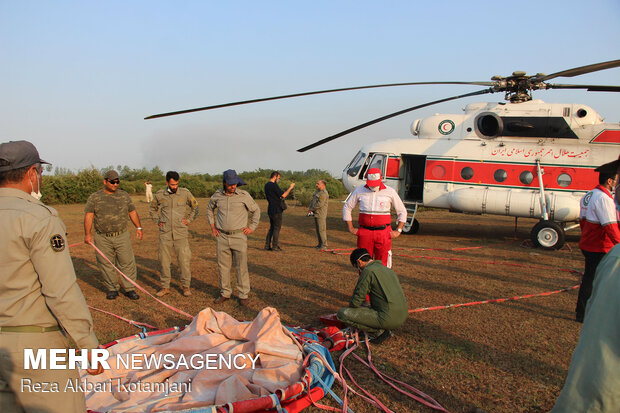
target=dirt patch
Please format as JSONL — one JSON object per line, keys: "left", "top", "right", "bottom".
{"left": 60, "top": 197, "right": 583, "bottom": 412}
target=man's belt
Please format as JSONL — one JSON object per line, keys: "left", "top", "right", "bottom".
{"left": 0, "top": 325, "right": 60, "bottom": 333}
{"left": 360, "top": 225, "right": 387, "bottom": 231}
{"left": 95, "top": 228, "right": 127, "bottom": 237}
{"left": 218, "top": 228, "right": 244, "bottom": 235}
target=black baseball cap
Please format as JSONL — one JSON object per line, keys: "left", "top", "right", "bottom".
{"left": 594, "top": 155, "right": 620, "bottom": 174}
{"left": 0, "top": 140, "right": 50, "bottom": 172}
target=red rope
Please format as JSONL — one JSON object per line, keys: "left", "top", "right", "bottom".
{"left": 78, "top": 241, "right": 194, "bottom": 320}
{"left": 395, "top": 252, "right": 581, "bottom": 275}
{"left": 87, "top": 305, "right": 158, "bottom": 330}
{"left": 351, "top": 335, "right": 449, "bottom": 412}
{"left": 410, "top": 284, "right": 580, "bottom": 313}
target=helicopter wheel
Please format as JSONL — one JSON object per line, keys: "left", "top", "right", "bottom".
{"left": 530, "top": 220, "right": 565, "bottom": 250}
{"left": 403, "top": 218, "right": 420, "bottom": 235}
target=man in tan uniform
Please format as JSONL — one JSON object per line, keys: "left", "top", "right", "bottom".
{"left": 150, "top": 171, "right": 199, "bottom": 297}
{"left": 0, "top": 140, "right": 103, "bottom": 412}
{"left": 84, "top": 170, "right": 143, "bottom": 300}
{"left": 308, "top": 179, "right": 329, "bottom": 249}
{"left": 207, "top": 169, "right": 260, "bottom": 306}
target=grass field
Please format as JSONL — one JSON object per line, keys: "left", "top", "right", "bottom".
{"left": 60, "top": 196, "right": 584, "bottom": 412}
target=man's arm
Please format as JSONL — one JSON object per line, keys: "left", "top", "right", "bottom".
{"left": 244, "top": 196, "right": 261, "bottom": 235}
{"left": 33, "top": 216, "right": 100, "bottom": 351}
{"left": 281, "top": 182, "right": 295, "bottom": 199}
{"left": 318, "top": 191, "right": 328, "bottom": 209}
{"left": 350, "top": 271, "right": 371, "bottom": 308}
{"left": 596, "top": 196, "right": 620, "bottom": 244}
{"left": 343, "top": 190, "right": 359, "bottom": 235}
{"left": 84, "top": 212, "right": 95, "bottom": 244}
{"left": 184, "top": 192, "right": 199, "bottom": 225}
{"left": 128, "top": 210, "right": 143, "bottom": 240}
{"left": 206, "top": 196, "right": 219, "bottom": 237}
{"left": 149, "top": 194, "right": 159, "bottom": 220}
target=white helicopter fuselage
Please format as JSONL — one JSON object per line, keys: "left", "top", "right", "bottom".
{"left": 341, "top": 100, "right": 619, "bottom": 246}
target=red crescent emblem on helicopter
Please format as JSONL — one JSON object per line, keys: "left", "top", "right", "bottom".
{"left": 438, "top": 120, "right": 455, "bottom": 135}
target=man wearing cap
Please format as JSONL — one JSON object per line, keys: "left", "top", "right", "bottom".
{"left": 337, "top": 248, "right": 408, "bottom": 344}
{"left": 150, "top": 171, "right": 199, "bottom": 297}
{"left": 84, "top": 170, "right": 143, "bottom": 300}
{"left": 343, "top": 167, "right": 407, "bottom": 268}
{"left": 574, "top": 156, "right": 620, "bottom": 322}
{"left": 206, "top": 170, "right": 260, "bottom": 306}
{"left": 308, "top": 179, "right": 329, "bottom": 249}
{"left": 0, "top": 140, "right": 103, "bottom": 411}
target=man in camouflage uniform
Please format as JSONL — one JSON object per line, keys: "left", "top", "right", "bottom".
{"left": 308, "top": 179, "right": 329, "bottom": 249}
{"left": 150, "top": 171, "right": 199, "bottom": 297}
{"left": 0, "top": 140, "right": 103, "bottom": 412}
{"left": 84, "top": 170, "right": 143, "bottom": 300}
{"left": 207, "top": 170, "right": 260, "bottom": 306}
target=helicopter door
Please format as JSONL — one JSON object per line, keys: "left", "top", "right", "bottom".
{"left": 401, "top": 154, "right": 427, "bottom": 203}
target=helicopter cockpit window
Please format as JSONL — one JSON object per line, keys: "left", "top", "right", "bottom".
{"left": 460, "top": 167, "right": 474, "bottom": 180}
{"left": 519, "top": 171, "right": 534, "bottom": 185}
{"left": 557, "top": 173, "right": 572, "bottom": 187}
{"left": 346, "top": 151, "right": 367, "bottom": 177}
{"left": 366, "top": 154, "right": 386, "bottom": 177}
{"left": 494, "top": 169, "right": 507, "bottom": 183}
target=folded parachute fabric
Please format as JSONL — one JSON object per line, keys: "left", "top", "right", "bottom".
{"left": 82, "top": 307, "right": 306, "bottom": 412}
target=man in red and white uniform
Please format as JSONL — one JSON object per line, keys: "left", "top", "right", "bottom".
{"left": 343, "top": 168, "right": 407, "bottom": 268}
{"left": 575, "top": 162, "right": 620, "bottom": 322}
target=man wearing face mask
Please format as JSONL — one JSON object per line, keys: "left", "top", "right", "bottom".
{"left": 0, "top": 140, "right": 103, "bottom": 411}
{"left": 150, "top": 171, "right": 199, "bottom": 297}
{"left": 84, "top": 170, "right": 143, "bottom": 300}
{"left": 207, "top": 170, "right": 260, "bottom": 306}
{"left": 343, "top": 168, "right": 407, "bottom": 268}
{"left": 574, "top": 158, "right": 620, "bottom": 322}
{"left": 337, "top": 248, "right": 408, "bottom": 344}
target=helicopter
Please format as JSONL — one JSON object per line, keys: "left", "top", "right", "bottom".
{"left": 145, "top": 60, "right": 620, "bottom": 250}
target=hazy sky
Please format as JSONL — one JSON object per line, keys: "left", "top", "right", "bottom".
{"left": 1, "top": 1, "right": 619, "bottom": 176}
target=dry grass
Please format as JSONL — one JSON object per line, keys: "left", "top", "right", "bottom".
{"left": 60, "top": 196, "right": 583, "bottom": 412}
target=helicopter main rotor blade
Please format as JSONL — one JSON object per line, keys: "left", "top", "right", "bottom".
{"left": 533, "top": 59, "right": 620, "bottom": 82}
{"left": 297, "top": 88, "right": 494, "bottom": 152}
{"left": 545, "top": 84, "right": 620, "bottom": 92}
{"left": 144, "top": 81, "right": 495, "bottom": 120}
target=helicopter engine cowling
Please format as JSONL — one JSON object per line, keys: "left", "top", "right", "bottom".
{"left": 446, "top": 188, "right": 580, "bottom": 221}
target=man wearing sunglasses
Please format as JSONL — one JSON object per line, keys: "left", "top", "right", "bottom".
{"left": 84, "top": 170, "right": 143, "bottom": 300}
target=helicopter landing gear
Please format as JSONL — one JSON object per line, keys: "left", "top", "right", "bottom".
{"left": 403, "top": 205, "right": 420, "bottom": 235}
{"left": 530, "top": 220, "right": 565, "bottom": 250}
{"left": 402, "top": 218, "right": 419, "bottom": 235}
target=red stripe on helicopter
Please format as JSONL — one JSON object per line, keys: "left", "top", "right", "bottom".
{"left": 424, "top": 159, "right": 598, "bottom": 191}
{"left": 591, "top": 130, "right": 620, "bottom": 144}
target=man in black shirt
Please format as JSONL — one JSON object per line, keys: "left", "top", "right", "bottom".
{"left": 264, "top": 171, "right": 295, "bottom": 251}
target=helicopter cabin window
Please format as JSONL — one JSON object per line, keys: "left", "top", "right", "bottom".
{"left": 557, "top": 173, "right": 572, "bottom": 187}
{"left": 519, "top": 171, "right": 534, "bottom": 185}
{"left": 432, "top": 165, "right": 446, "bottom": 179}
{"left": 346, "top": 151, "right": 367, "bottom": 177}
{"left": 494, "top": 169, "right": 507, "bottom": 183}
{"left": 460, "top": 167, "right": 474, "bottom": 180}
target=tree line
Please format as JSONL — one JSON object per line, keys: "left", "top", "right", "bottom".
{"left": 41, "top": 166, "right": 347, "bottom": 205}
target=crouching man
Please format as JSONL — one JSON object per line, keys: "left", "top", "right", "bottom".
{"left": 337, "top": 248, "right": 408, "bottom": 344}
